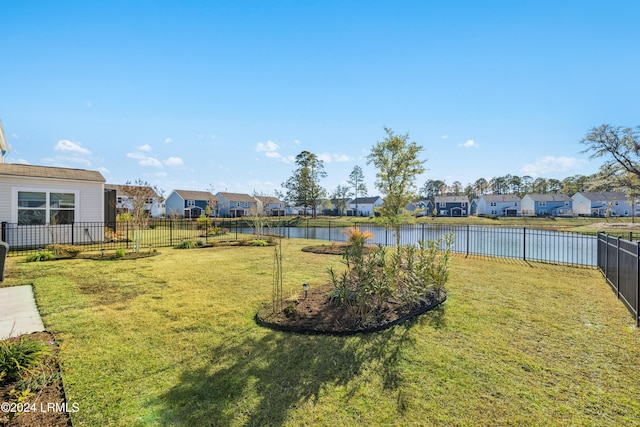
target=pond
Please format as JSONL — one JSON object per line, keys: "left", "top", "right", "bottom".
{"left": 243, "top": 224, "right": 597, "bottom": 266}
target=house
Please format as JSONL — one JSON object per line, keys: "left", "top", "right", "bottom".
{"left": 469, "top": 198, "right": 479, "bottom": 216}
{"left": 405, "top": 199, "right": 433, "bottom": 217}
{"left": 165, "top": 190, "right": 218, "bottom": 218}
{"left": 0, "top": 163, "right": 105, "bottom": 247}
{"left": 434, "top": 196, "right": 469, "bottom": 217}
{"left": 348, "top": 196, "right": 384, "bottom": 217}
{"left": 215, "top": 192, "right": 258, "bottom": 218}
{"left": 521, "top": 194, "right": 572, "bottom": 217}
{"left": 477, "top": 194, "right": 521, "bottom": 217}
{"left": 572, "top": 191, "right": 637, "bottom": 217}
{"left": 104, "top": 184, "right": 163, "bottom": 218}
{"left": 254, "top": 195, "right": 286, "bottom": 216}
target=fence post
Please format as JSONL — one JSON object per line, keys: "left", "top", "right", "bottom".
{"left": 1, "top": 222, "right": 6, "bottom": 243}
{"left": 636, "top": 241, "right": 640, "bottom": 326}
{"left": 466, "top": 224, "right": 470, "bottom": 257}
{"left": 329, "top": 220, "right": 331, "bottom": 242}
{"left": 523, "top": 228, "right": 527, "bottom": 262}
{"left": 169, "top": 219, "right": 173, "bottom": 246}
{"left": 71, "top": 222, "right": 75, "bottom": 245}
{"left": 616, "top": 237, "right": 620, "bottom": 299}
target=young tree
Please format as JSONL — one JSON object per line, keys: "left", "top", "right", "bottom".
{"left": 282, "top": 151, "right": 327, "bottom": 218}
{"left": 347, "top": 165, "right": 368, "bottom": 215}
{"left": 367, "top": 127, "right": 426, "bottom": 248}
{"left": 121, "top": 180, "right": 163, "bottom": 252}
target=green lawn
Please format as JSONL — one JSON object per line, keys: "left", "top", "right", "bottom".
{"left": 2, "top": 239, "right": 640, "bottom": 426}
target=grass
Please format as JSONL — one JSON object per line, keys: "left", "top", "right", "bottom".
{"left": 2, "top": 239, "right": 640, "bottom": 426}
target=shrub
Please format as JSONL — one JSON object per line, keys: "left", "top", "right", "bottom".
{"left": 176, "top": 240, "right": 196, "bottom": 249}
{"left": 46, "top": 244, "right": 84, "bottom": 258}
{"left": 115, "top": 248, "right": 126, "bottom": 258}
{"left": 25, "top": 251, "right": 55, "bottom": 262}
{"left": 0, "top": 337, "right": 48, "bottom": 382}
{"left": 329, "top": 229, "right": 454, "bottom": 324}
{"left": 251, "top": 239, "right": 268, "bottom": 247}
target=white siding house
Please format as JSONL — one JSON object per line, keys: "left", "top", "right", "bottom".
{"left": 0, "top": 163, "right": 105, "bottom": 248}
{"left": 572, "top": 191, "right": 637, "bottom": 217}
{"left": 477, "top": 194, "right": 521, "bottom": 217}
{"left": 104, "top": 184, "right": 163, "bottom": 218}
{"left": 348, "top": 197, "right": 384, "bottom": 217}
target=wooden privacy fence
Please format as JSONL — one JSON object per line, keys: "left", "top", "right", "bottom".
{"left": 597, "top": 232, "right": 640, "bottom": 325}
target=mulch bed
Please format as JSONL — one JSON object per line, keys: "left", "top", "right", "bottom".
{"left": 301, "top": 243, "right": 377, "bottom": 256}
{"left": 0, "top": 332, "right": 72, "bottom": 427}
{"left": 256, "top": 284, "right": 446, "bottom": 335}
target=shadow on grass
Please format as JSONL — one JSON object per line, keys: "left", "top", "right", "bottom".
{"left": 154, "top": 322, "right": 418, "bottom": 426}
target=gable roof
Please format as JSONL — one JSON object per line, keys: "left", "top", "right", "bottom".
{"left": 172, "top": 189, "right": 217, "bottom": 203}
{"left": 217, "top": 192, "right": 257, "bottom": 203}
{"left": 0, "top": 163, "right": 105, "bottom": 182}
{"left": 254, "top": 195, "right": 283, "bottom": 204}
{"left": 434, "top": 196, "right": 469, "bottom": 203}
{"left": 575, "top": 191, "right": 626, "bottom": 201}
{"left": 351, "top": 196, "right": 382, "bottom": 204}
{"left": 524, "top": 193, "right": 571, "bottom": 202}
{"left": 480, "top": 194, "right": 521, "bottom": 202}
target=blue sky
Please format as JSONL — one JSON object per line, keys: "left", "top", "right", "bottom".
{"left": 2, "top": 0, "right": 640, "bottom": 197}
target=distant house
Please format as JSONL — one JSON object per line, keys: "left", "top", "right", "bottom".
{"left": 469, "top": 198, "right": 479, "bottom": 216}
{"left": 0, "top": 163, "right": 105, "bottom": 247}
{"left": 521, "top": 194, "right": 572, "bottom": 217}
{"left": 477, "top": 194, "right": 521, "bottom": 217}
{"left": 104, "top": 184, "right": 163, "bottom": 218}
{"left": 216, "top": 192, "right": 258, "bottom": 218}
{"left": 165, "top": 190, "right": 218, "bottom": 218}
{"left": 572, "top": 191, "right": 637, "bottom": 217}
{"left": 348, "top": 197, "right": 384, "bottom": 217}
{"left": 405, "top": 199, "right": 433, "bottom": 217}
{"left": 434, "top": 196, "right": 469, "bottom": 217}
{"left": 254, "top": 195, "right": 286, "bottom": 216}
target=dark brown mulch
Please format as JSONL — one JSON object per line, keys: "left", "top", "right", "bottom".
{"left": 79, "top": 251, "right": 160, "bottom": 261}
{"left": 256, "top": 284, "right": 446, "bottom": 335}
{"left": 301, "top": 243, "right": 377, "bottom": 256}
{"left": 0, "top": 332, "right": 72, "bottom": 427}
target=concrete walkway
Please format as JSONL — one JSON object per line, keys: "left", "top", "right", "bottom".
{"left": 0, "top": 285, "right": 46, "bottom": 339}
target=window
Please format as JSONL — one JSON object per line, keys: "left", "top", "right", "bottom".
{"left": 439, "top": 202, "right": 446, "bottom": 208}
{"left": 18, "top": 192, "right": 46, "bottom": 225}
{"left": 539, "top": 201, "right": 546, "bottom": 207}
{"left": 50, "top": 193, "right": 75, "bottom": 224}
{"left": 490, "top": 202, "right": 497, "bottom": 207}
{"left": 187, "top": 200, "right": 195, "bottom": 206}
{"left": 17, "top": 191, "right": 75, "bottom": 225}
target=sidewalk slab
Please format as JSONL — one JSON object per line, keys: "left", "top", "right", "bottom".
{"left": 0, "top": 285, "right": 45, "bottom": 340}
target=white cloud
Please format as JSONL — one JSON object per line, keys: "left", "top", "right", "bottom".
{"left": 441, "top": 135, "right": 449, "bottom": 139}
{"left": 164, "top": 137, "right": 173, "bottom": 144}
{"left": 265, "top": 151, "right": 282, "bottom": 159}
{"left": 11, "top": 133, "right": 18, "bottom": 139}
{"left": 459, "top": 139, "right": 479, "bottom": 148}
{"left": 98, "top": 167, "right": 110, "bottom": 174}
{"left": 318, "top": 152, "right": 332, "bottom": 163}
{"left": 139, "top": 157, "right": 163, "bottom": 168}
{"left": 256, "top": 140, "right": 280, "bottom": 152}
{"left": 294, "top": 139, "right": 301, "bottom": 145}
{"left": 163, "top": 156, "right": 184, "bottom": 167}
{"left": 137, "top": 144, "right": 152, "bottom": 152}
{"left": 54, "top": 140, "right": 92, "bottom": 155}
{"left": 332, "top": 153, "right": 352, "bottom": 162}
{"left": 127, "top": 152, "right": 147, "bottom": 160}
{"left": 86, "top": 100, "right": 92, "bottom": 108}
{"left": 521, "top": 156, "right": 587, "bottom": 177}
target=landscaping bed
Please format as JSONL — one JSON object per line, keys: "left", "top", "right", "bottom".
{"left": 256, "top": 284, "right": 446, "bottom": 335}
{"left": 0, "top": 332, "right": 71, "bottom": 427}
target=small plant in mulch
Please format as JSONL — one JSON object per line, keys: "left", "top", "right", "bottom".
{"left": 25, "top": 251, "right": 56, "bottom": 263}
{"left": 0, "top": 332, "right": 71, "bottom": 427}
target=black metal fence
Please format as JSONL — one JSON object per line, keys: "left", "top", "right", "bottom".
{"left": 2, "top": 219, "right": 598, "bottom": 268}
{"left": 597, "top": 232, "right": 640, "bottom": 325}
{"left": 1, "top": 219, "right": 255, "bottom": 256}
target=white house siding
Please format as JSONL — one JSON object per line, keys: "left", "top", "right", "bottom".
{"left": 1, "top": 176, "right": 104, "bottom": 247}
